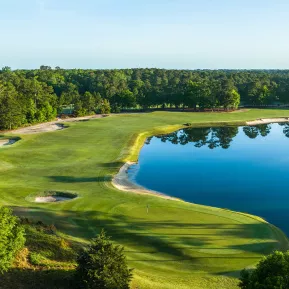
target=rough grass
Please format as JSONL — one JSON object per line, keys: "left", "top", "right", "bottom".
{"left": 0, "top": 222, "right": 76, "bottom": 289}
{"left": 1, "top": 109, "right": 289, "bottom": 289}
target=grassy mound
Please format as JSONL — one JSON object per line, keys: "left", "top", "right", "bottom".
{"left": 1, "top": 110, "right": 289, "bottom": 289}
{"left": 0, "top": 220, "right": 78, "bottom": 289}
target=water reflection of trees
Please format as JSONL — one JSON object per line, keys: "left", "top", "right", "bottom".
{"left": 146, "top": 123, "right": 289, "bottom": 149}
{"left": 279, "top": 123, "right": 289, "bottom": 138}
{"left": 150, "top": 126, "right": 239, "bottom": 149}
{"left": 243, "top": 124, "right": 271, "bottom": 139}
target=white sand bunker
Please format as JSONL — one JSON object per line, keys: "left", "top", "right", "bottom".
{"left": 0, "top": 139, "right": 17, "bottom": 147}
{"left": 35, "top": 196, "right": 73, "bottom": 203}
{"left": 11, "top": 123, "right": 65, "bottom": 135}
{"left": 10, "top": 114, "right": 105, "bottom": 135}
{"left": 31, "top": 191, "right": 77, "bottom": 203}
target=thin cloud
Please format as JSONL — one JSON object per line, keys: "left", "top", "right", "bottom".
{"left": 36, "top": 0, "right": 46, "bottom": 12}
{"left": 36, "top": 0, "right": 76, "bottom": 15}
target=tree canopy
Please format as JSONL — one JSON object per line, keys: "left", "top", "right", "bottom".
{"left": 2, "top": 67, "right": 289, "bottom": 129}
{"left": 239, "top": 251, "right": 289, "bottom": 289}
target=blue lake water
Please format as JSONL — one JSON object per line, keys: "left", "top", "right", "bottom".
{"left": 128, "top": 123, "right": 289, "bottom": 236}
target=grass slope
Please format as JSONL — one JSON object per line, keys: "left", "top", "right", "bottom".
{"left": 1, "top": 109, "right": 289, "bottom": 289}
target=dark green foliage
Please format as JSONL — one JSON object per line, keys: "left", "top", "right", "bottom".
{"left": 2, "top": 67, "right": 289, "bottom": 130}
{"left": 116, "top": 89, "right": 136, "bottom": 109}
{"left": 0, "top": 82, "right": 23, "bottom": 129}
{"left": 0, "top": 207, "right": 25, "bottom": 273}
{"left": 74, "top": 100, "right": 87, "bottom": 117}
{"left": 239, "top": 251, "right": 289, "bottom": 289}
{"left": 0, "top": 76, "right": 57, "bottom": 129}
{"left": 100, "top": 99, "right": 111, "bottom": 114}
{"left": 75, "top": 230, "right": 133, "bottom": 289}
{"left": 184, "top": 81, "right": 213, "bottom": 109}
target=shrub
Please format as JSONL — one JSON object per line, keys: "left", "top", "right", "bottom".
{"left": 75, "top": 230, "right": 133, "bottom": 289}
{"left": 100, "top": 99, "right": 111, "bottom": 114}
{"left": 239, "top": 251, "right": 289, "bottom": 289}
{"left": 0, "top": 207, "right": 25, "bottom": 273}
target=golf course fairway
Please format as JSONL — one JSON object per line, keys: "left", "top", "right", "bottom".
{"left": 1, "top": 109, "right": 289, "bottom": 289}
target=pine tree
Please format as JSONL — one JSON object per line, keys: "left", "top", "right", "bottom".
{"left": 75, "top": 230, "right": 133, "bottom": 289}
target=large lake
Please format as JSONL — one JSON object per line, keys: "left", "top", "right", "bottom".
{"left": 128, "top": 123, "right": 289, "bottom": 235}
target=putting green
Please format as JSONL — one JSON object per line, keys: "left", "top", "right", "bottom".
{"left": 1, "top": 110, "right": 289, "bottom": 289}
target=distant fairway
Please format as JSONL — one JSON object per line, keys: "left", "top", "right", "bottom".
{"left": 1, "top": 109, "right": 289, "bottom": 289}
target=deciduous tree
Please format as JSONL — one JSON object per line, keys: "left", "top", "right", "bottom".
{"left": 239, "top": 251, "right": 289, "bottom": 289}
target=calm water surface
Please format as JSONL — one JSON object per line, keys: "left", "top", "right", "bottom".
{"left": 128, "top": 123, "right": 289, "bottom": 235}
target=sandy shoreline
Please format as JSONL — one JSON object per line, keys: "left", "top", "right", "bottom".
{"left": 112, "top": 162, "right": 181, "bottom": 201}
{"left": 246, "top": 118, "right": 289, "bottom": 125}
{"left": 113, "top": 117, "right": 289, "bottom": 201}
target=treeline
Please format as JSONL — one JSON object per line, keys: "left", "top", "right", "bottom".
{"left": 1, "top": 66, "right": 289, "bottom": 129}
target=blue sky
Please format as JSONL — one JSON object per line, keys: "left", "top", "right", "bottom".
{"left": 1, "top": 0, "right": 289, "bottom": 69}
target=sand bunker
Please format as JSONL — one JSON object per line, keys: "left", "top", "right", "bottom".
{"left": 112, "top": 162, "right": 180, "bottom": 201}
{"left": 11, "top": 123, "right": 65, "bottom": 135}
{"left": 9, "top": 114, "right": 106, "bottom": 135}
{"left": 0, "top": 139, "right": 17, "bottom": 147}
{"left": 66, "top": 114, "right": 107, "bottom": 122}
{"left": 246, "top": 118, "right": 289, "bottom": 125}
{"left": 29, "top": 191, "right": 78, "bottom": 203}
{"left": 35, "top": 196, "right": 73, "bottom": 203}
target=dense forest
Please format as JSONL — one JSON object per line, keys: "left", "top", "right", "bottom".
{"left": 1, "top": 66, "right": 289, "bottom": 130}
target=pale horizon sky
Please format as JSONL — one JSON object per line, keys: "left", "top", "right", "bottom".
{"left": 1, "top": 0, "right": 289, "bottom": 69}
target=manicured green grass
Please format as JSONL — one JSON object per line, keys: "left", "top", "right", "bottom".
{"left": 1, "top": 109, "right": 289, "bottom": 289}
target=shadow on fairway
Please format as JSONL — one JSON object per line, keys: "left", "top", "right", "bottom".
{"left": 12, "top": 206, "right": 279, "bottom": 263}
{"left": 47, "top": 176, "right": 110, "bottom": 183}
{"left": 0, "top": 268, "right": 73, "bottom": 289}
{"left": 99, "top": 161, "right": 125, "bottom": 168}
